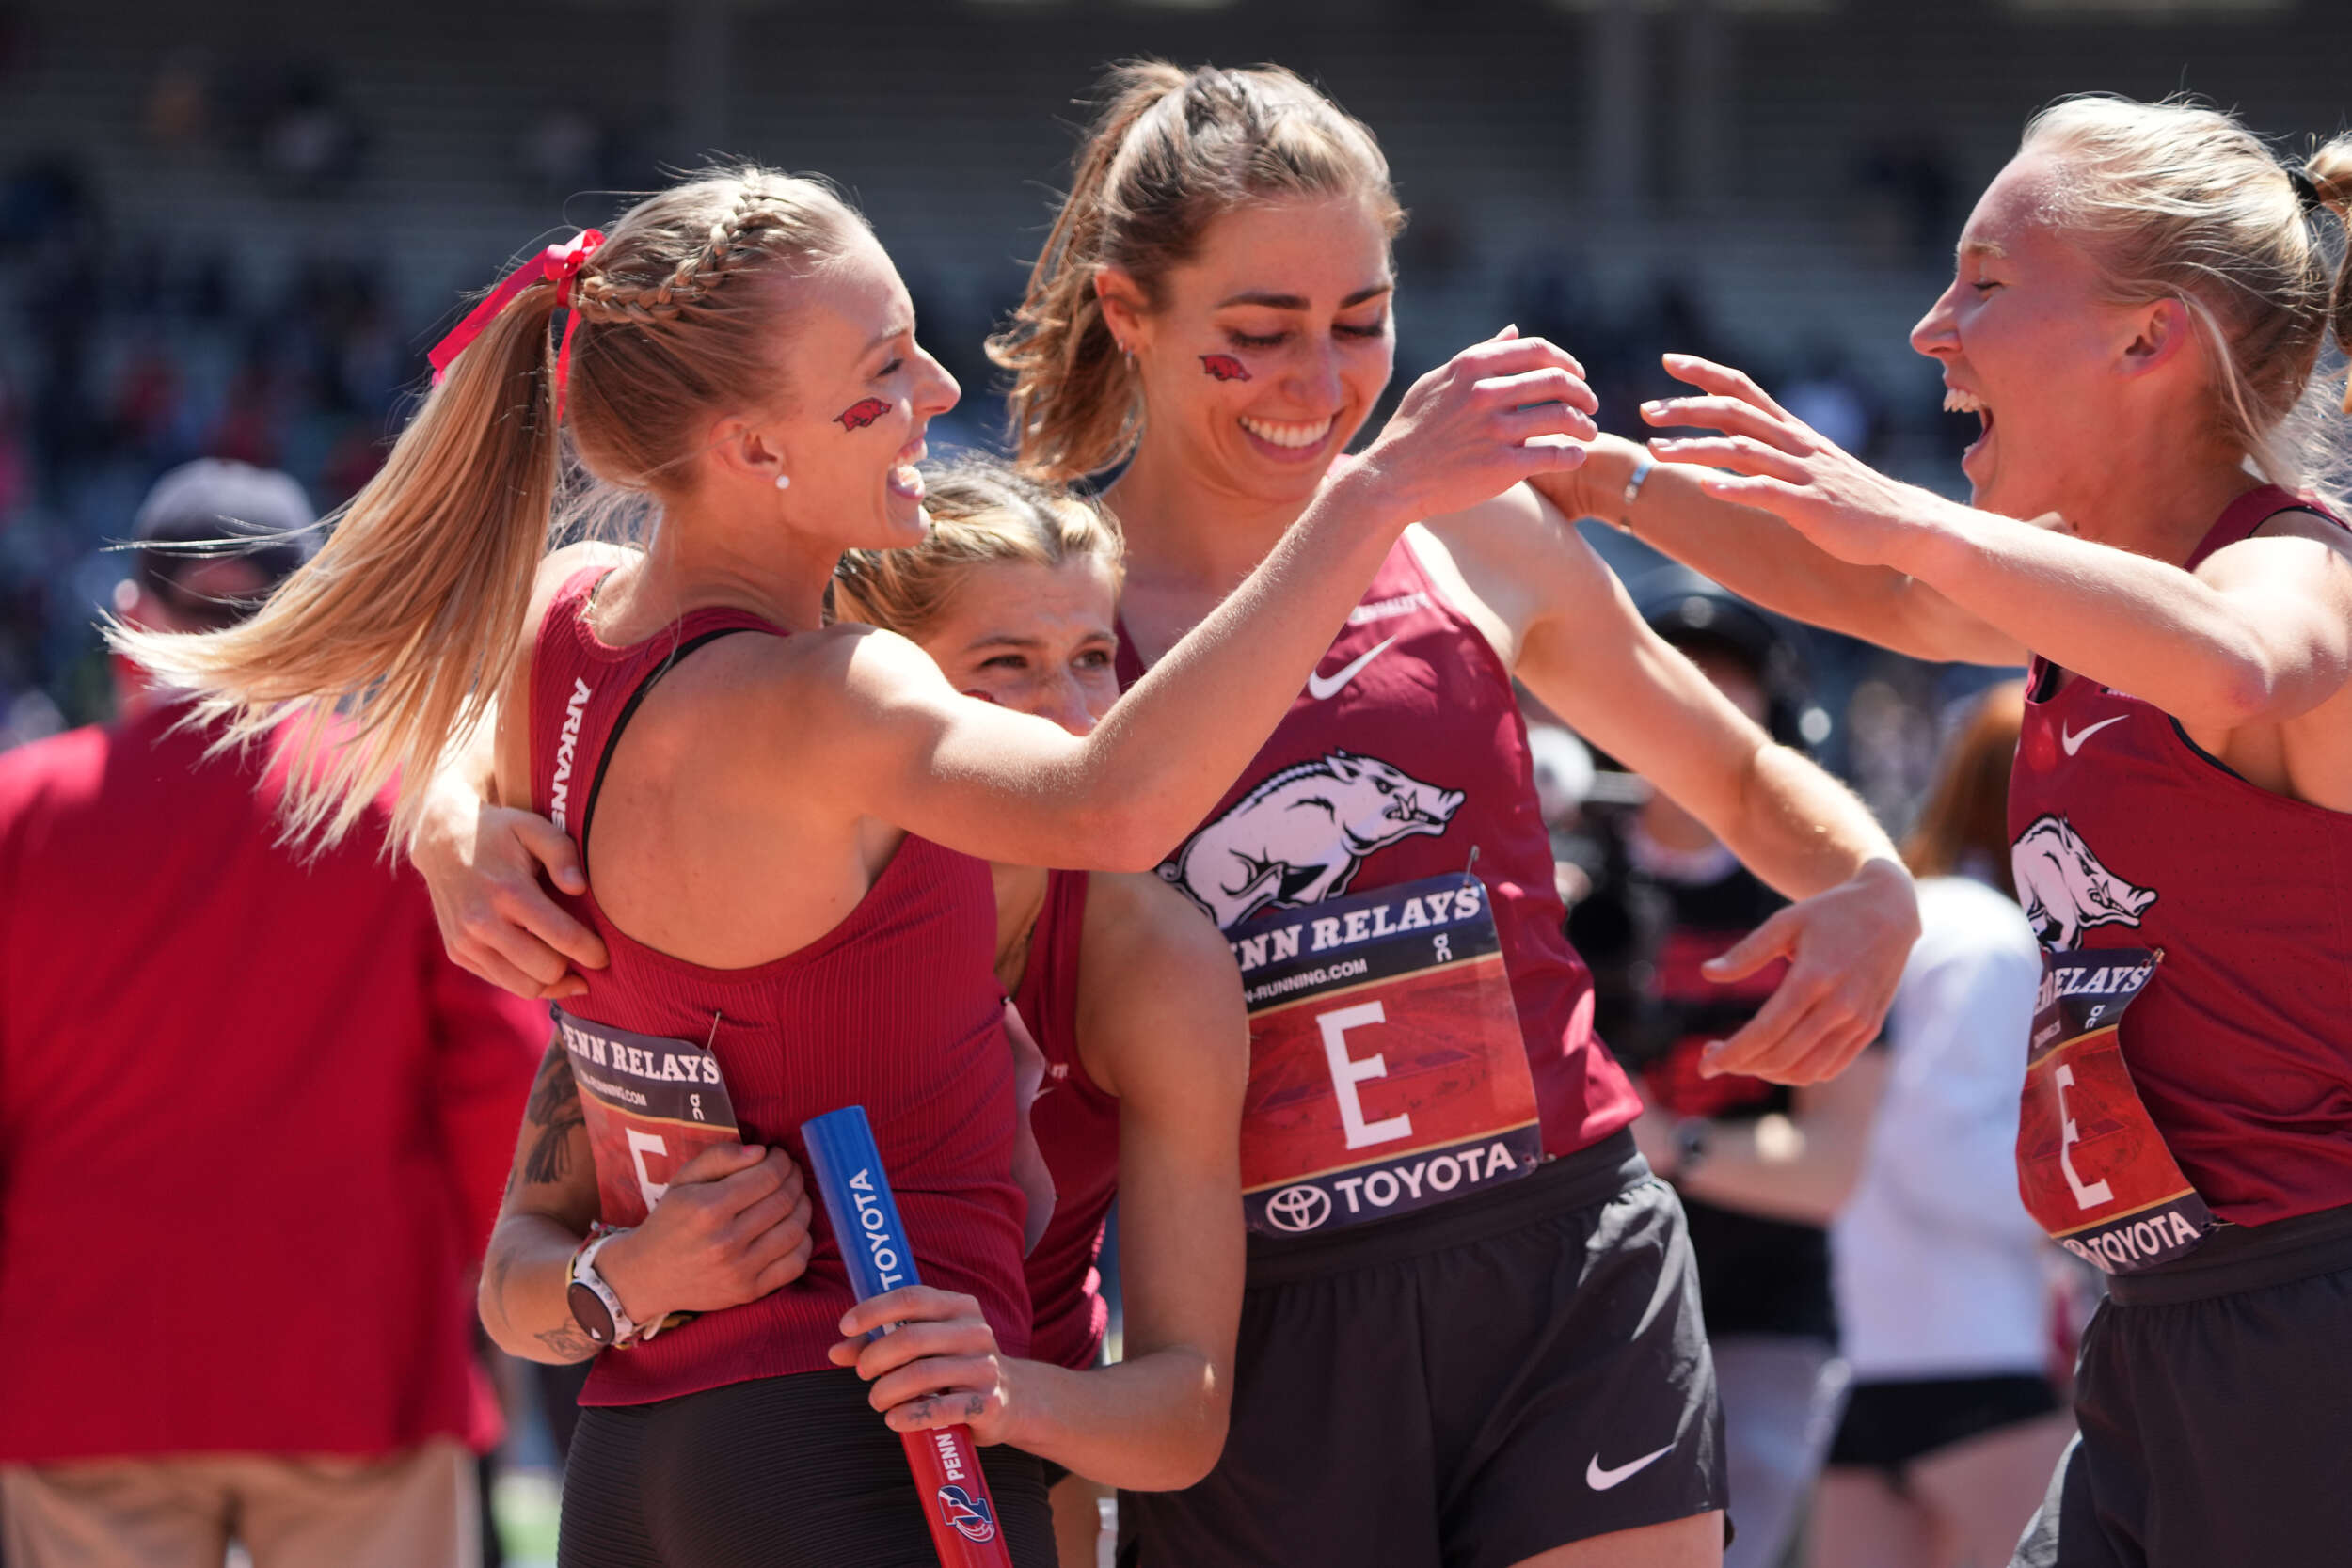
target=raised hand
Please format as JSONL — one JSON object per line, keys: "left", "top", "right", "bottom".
{"left": 1642, "top": 354, "right": 1958, "bottom": 567}
{"left": 1352, "top": 326, "right": 1597, "bottom": 520}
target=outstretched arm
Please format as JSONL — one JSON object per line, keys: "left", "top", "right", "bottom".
{"left": 1639, "top": 356, "right": 2352, "bottom": 728}
{"left": 1428, "top": 488, "right": 1919, "bottom": 1085}
{"left": 1534, "top": 425, "right": 2023, "bottom": 667}
{"left": 823, "top": 336, "right": 1598, "bottom": 873}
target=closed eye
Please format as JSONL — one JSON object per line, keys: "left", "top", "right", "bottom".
{"left": 1229, "top": 330, "right": 1285, "bottom": 350}
{"left": 1337, "top": 317, "right": 1389, "bottom": 339}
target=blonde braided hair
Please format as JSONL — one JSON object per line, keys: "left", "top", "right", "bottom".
{"left": 109, "top": 163, "right": 866, "bottom": 849}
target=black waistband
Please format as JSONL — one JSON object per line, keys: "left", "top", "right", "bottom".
{"left": 2106, "top": 1199, "right": 2352, "bottom": 1307}
{"left": 1243, "top": 1129, "right": 1649, "bottom": 1286}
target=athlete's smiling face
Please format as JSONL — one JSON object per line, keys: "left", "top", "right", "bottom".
{"left": 1909, "top": 151, "right": 2198, "bottom": 526}
{"left": 911, "top": 557, "right": 1121, "bottom": 737}
{"left": 748, "top": 230, "right": 960, "bottom": 549}
{"left": 1102, "top": 193, "right": 1395, "bottom": 508}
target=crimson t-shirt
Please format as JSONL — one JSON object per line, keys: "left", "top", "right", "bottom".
{"left": 0, "top": 705, "right": 547, "bottom": 1462}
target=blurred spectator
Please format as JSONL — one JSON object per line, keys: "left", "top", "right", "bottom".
{"left": 1857, "top": 131, "right": 1959, "bottom": 264}
{"left": 1568, "top": 569, "right": 1882, "bottom": 1568}
{"left": 145, "top": 48, "right": 215, "bottom": 147}
{"left": 0, "top": 460, "right": 545, "bottom": 1568}
{"left": 255, "top": 66, "right": 368, "bottom": 196}
{"left": 1813, "top": 682, "right": 2074, "bottom": 1568}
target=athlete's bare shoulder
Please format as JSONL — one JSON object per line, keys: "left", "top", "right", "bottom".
{"left": 1076, "top": 870, "right": 1246, "bottom": 1101}
{"left": 1415, "top": 483, "right": 1613, "bottom": 661}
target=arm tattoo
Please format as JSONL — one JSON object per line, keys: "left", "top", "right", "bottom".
{"left": 516, "top": 1044, "right": 587, "bottom": 1189}
{"left": 536, "top": 1323, "right": 598, "bottom": 1362}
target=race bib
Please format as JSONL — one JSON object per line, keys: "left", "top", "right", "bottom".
{"left": 2015, "top": 949, "right": 2214, "bottom": 1275}
{"left": 1228, "top": 872, "right": 1542, "bottom": 1237}
{"left": 552, "top": 1007, "right": 742, "bottom": 1229}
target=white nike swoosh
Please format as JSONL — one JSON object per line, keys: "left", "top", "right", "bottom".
{"left": 1586, "top": 1443, "right": 1675, "bottom": 1492}
{"left": 2059, "top": 715, "right": 2127, "bottom": 756}
{"left": 1306, "top": 636, "right": 1397, "bottom": 702}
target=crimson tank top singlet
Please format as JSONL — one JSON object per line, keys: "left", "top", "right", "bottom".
{"left": 2009, "top": 485, "right": 2352, "bottom": 1229}
{"left": 530, "top": 567, "right": 1030, "bottom": 1405}
{"left": 1013, "top": 870, "right": 1120, "bottom": 1370}
{"left": 1118, "top": 534, "right": 1640, "bottom": 1228}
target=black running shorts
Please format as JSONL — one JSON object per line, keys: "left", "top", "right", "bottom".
{"left": 559, "top": 1368, "right": 1055, "bottom": 1568}
{"left": 1829, "top": 1373, "right": 2061, "bottom": 1475}
{"left": 1120, "top": 1131, "right": 1724, "bottom": 1568}
{"left": 2011, "top": 1201, "right": 2352, "bottom": 1568}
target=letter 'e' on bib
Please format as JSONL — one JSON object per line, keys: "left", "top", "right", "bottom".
{"left": 2014, "top": 950, "right": 2214, "bottom": 1274}
{"left": 1228, "top": 873, "right": 1542, "bottom": 1237}
{"left": 551, "top": 1006, "right": 743, "bottom": 1227}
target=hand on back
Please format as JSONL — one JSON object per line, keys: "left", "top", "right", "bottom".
{"left": 411, "top": 784, "right": 607, "bottom": 999}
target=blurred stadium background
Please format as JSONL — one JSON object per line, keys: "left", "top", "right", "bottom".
{"left": 5, "top": 0, "right": 2348, "bottom": 783}
{"left": 0, "top": 5, "right": 2341, "bottom": 1552}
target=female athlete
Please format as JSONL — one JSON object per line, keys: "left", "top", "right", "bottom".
{"left": 989, "top": 63, "right": 1921, "bottom": 1568}
{"left": 111, "top": 165, "right": 1592, "bottom": 1566}
{"left": 1542, "top": 99, "right": 2352, "bottom": 1567}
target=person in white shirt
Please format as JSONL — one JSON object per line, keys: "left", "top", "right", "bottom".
{"left": 1814, "top": 681, "right": 2074, "bottom": 1568}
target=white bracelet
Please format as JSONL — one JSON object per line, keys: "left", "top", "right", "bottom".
{"left": 1615, "top": 453, "right": 1658, "bottom": 533}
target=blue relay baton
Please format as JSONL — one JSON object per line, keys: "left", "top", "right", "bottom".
{"left": 802, "top": 1106, "right": 1012, "bottom": 1568}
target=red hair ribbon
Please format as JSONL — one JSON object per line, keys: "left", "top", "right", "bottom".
{"left": 427, "top": 229, "right": 606, "bottom": 416}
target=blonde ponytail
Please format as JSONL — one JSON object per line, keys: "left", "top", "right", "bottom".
{"left": 989, "top": 61, "right": 1403, "bottom": 484}
{"left": 110, "top": 166, "right": 864, "bottom": 850}
{"left": 112, "top": 277, "right": 565, "bottom": 850}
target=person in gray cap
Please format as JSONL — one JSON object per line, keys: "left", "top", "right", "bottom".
{"left": 115, "top": 458, "right": 318, "bottom": 641}
{"left": 0, "top": 461, "right": 546, "bottom": 1568}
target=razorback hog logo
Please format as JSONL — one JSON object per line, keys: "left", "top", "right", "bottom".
{"left": 935, "top": 1485, "right": 996, "bottom": 1543}
{"left": 1161, "top": 750, "right": 1465, "bottom": 928}
{"left": 834, "top": 397, "right": 890, "bottom": 431}
{"left": 2011, "top": 814, "right": 2158, "bottom": 950}
{"left": 1199, "top": 354, "right": 1251, "bottom": 382}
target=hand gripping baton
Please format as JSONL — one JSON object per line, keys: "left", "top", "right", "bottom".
{"left": 802, "top": 1106, "right": 1016, "bottom": 1568}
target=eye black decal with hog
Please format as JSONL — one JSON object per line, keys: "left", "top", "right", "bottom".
{"left": 2011, "top": 813, "right": 2159, "bottom": 950}
{"left": 1159, "top": 750, "right": 1466, "bottom": 929}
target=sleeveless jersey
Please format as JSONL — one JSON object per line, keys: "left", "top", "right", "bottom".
{"left": 2009, "top": 485, "right": 2352, "bottom": 1226}
{"left": 1118, "top": 535, "right": 1642, "bottom": 1176}
{"left": 1013, "top": 870, "right": 1121, "bottom": 1370}
{"left": 530, "top": 567, "right": 1030, "bottom": 1405}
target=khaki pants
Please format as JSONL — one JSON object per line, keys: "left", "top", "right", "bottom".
{"left": 1, "top": 1439, "right": 478, "bottom": 1568}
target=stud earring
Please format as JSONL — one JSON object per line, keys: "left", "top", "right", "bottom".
{"left": 773, "top": 473, "right": 791, "bottom": 491}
